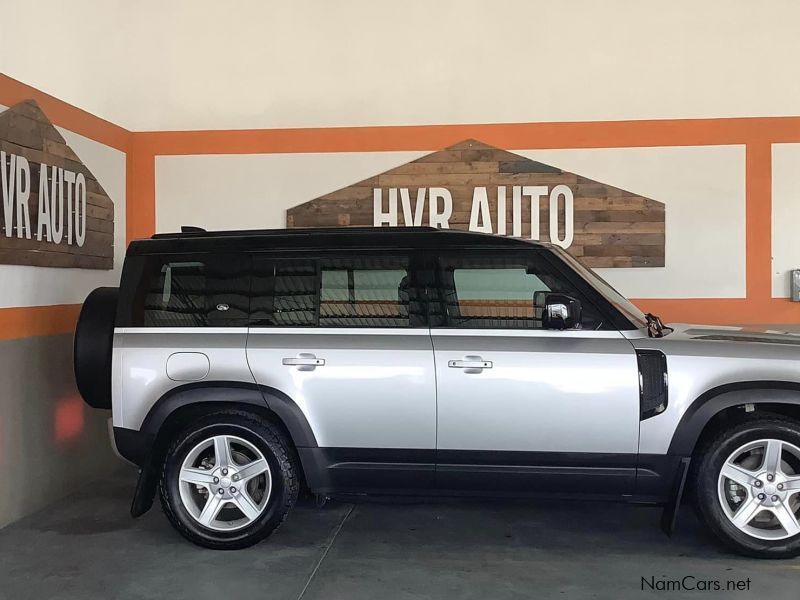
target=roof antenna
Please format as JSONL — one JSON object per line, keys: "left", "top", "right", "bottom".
{"left": 180, "top": 226, "right": 206, "bottom": 233}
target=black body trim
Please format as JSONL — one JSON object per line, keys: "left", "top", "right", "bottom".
{"left": 635, "top": 453, "right": 689, "bottom": 503}
{"left": 299, "top": 448, "right": 436, "bottom": 493}
{"left": 300, "top": 448, "right": 659, "bottom": 500}
{"left": 659, "top": 457, "right": 691, "bottom": 535}
{"left": 667, "top": 381, "right": 800, "bottom": 456}
{"left": 130, "top": 453, "right": 160, "bottom": 518}
{"left": 113, "top": 426, "right": 154, "bottom": 467}
{"left": 113, "top": 426, "right": 159, "bottom": 518}
{"left": 138, "top": 381, "right": 318, "bottom": 448}
{"left": 437, "top": 449, "right": 637, "bottom": 497}
{"left": 636, "top": 349, "right": 668, "bottom": 420}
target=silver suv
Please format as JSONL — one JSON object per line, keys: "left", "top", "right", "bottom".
{"left": 74, "top": 226, "right": 800, "bottom": 556}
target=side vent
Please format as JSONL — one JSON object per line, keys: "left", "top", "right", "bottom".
{"left": 636, "top": 349, "right": 668, "bottom": 420}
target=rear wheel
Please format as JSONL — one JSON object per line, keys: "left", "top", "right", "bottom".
{"left": 159, "top": 411, "right": 298, "bottom": 549}
{"left": 694, "top": 418, "right": 800, "bottom": 558}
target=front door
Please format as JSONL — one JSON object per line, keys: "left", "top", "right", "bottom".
{"left": 430, "top": 250, "right": 641, "bottom": 497}
{"left": 246, "top": 253, "right": 437, "bottom": 492}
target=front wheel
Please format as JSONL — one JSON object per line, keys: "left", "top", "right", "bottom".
{"left": 694, "top": 417, "right": 800, "bottom": 558}
{"left": 159, "top": 411, "right": 299, "bottom": 549}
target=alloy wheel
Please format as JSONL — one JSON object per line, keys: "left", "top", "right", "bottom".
{"left": 718, "top": 438, "right": 800, "bottom": 540}
{"left": 178, "top": 434, "right": 272, "bottom": 531}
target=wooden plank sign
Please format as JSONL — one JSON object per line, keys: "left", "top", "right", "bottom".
{"left": 0, "top": 99, "right": 114, "bottom": 269}
{"left": 287, "top": 139, "right": 665, "bottom": 268}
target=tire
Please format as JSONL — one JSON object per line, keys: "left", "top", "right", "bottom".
{"left": 693, "top": 416, "right": 800, "bottom": 558}
{"left": 159, "top": 410, "right": 299, "bottom": 549}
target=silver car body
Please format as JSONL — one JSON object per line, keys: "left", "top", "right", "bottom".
{"left": 112, "top": 322, "right": 800, "bottom": 478}
{"left": 630, "top": 325, "right": 800, "bottom": 455}
{"left": 100, "top": 228, "right": 800, "bottom": 507}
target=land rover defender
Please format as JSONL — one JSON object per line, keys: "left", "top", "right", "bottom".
{"left": 74, "top": 227, "right": 800, "bottom": 556}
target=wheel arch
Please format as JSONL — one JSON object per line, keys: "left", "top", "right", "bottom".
{"left": 126, "top": 381, "right": 317, "bottom": 517}
{"left": 668, "top": 381, "right": 800, "bottom": 458}
{"left": 139, "top": 381, "right": 318, "bottom": 449}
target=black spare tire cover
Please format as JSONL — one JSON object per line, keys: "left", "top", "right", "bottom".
{"left": 74, "top": 287, "right": 119, "bottom": 409}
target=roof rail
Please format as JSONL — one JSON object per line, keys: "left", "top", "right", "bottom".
{"left": 153, "top": 225, "right": 443, "bottom": 239}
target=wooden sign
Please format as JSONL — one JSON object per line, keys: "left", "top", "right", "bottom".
{"left": 0, "top": 100, "right": 114, "bottom": 269}
{"left": 287, "top": 139, "right": 665, "bottom": 268}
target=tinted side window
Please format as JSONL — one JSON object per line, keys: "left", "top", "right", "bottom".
{"left": 126, "top": 254, "right": 249, "bottom": 327}
{"left": 319, "top": 257, "right": 412, "bottom": 328}
{"left": 252, "top": 255, "right": 422, "bottom": 328}
{"left": 436, "top": 252, "right": 604, "bottom": 330}
{"left": 274, "top": 262, "right": 318, "bottom": 327}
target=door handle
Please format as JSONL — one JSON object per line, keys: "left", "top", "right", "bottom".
{"left": 448, "top": 356, "right": 492, "bottom": 372}
{"left": 282, "top": 354, "right": 325, "bottom": 370}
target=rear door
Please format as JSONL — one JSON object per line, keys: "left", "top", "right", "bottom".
{"left": 246, "top": 252, "right": 437, "bottom": 491}
{"left": 430, "top": 249, "right": 641, "bottom": 496}
{"left": 113, "top": 253, "right": 252, "bottom": 431}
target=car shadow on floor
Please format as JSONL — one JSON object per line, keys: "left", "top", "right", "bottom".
{"left": 1, "top": 470, "right": 798, "bottom": 600}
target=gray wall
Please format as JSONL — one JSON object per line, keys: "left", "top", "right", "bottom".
{"left": 0, "top": 334, "right": 121, "bottom": 528}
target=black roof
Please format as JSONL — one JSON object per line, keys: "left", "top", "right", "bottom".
{"left": 128, "top": 226, "right": 547, "bottom": 255}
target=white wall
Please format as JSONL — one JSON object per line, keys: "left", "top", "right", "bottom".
{"left": 0, "top": 105, "right": 127, "bottom": 308}
{"left": 156, "top": 145, "right": 745, "bottom": 300}
{"left": 772, "top": 144, "right": 800, "bottom": 298}
{"left": 156, "top": 152, "right": 427, "bottom": 230}
{"left": 2, "top": 0, "right": 800, "bottom": 131}
{"left": 521, "top": 147, "right": 746, "bottom": 299}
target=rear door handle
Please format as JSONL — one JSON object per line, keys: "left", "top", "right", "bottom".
{"left": 282, "top": 354, "right": 325, "bottom": 370}
{"left": 448, "top": 356, "right": 492, "bottom": 372}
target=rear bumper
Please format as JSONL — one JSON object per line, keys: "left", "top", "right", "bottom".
{"left": 111, "top": 424, "right": 155, "bottom": 468}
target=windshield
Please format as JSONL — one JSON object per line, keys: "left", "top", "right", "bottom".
{"left": 551, "top": 247, "right": 649, "bottom": 330}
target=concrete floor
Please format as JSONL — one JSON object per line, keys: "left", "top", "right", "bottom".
{"left": 1, "top": 470, "right": 799, "bottom": 600}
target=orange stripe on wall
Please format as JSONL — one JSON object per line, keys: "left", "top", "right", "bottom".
{"left": 745, "top": 143, "right": 772, "bottom": 300}
{"left": 633, "top": 298, "right": 800, "bottom": 325}
{"left": 0, "top": 304, "right": 81, "bottom": 341}
{"left": 135, "top": 115, "right": 800, "bottom": 156}
{"left": 0, "top": 74, "right": 131, "bottom": 152}
{"left": 127, "top": 137, "right": 156, "bottom": 242}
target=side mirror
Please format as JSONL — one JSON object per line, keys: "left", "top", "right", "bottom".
{"left": 541, "top": 293, "right": 582, "bottom": 330}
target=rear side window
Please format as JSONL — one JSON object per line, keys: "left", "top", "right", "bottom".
{"left": 252, "top": 255, "right": 423, "bottom": 328}
{"left": 319, "top": 257, "right": 411, "bottom": 327}
{"left": 120, "top": 254, "right": 249, "bottom": 327}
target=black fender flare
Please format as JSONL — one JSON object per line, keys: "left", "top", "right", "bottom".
{"left": 667, "top": 381, "right": 800, "bottom": 456}
{"left": 139, "top": 381, "right": 318, "bottom": 448}
{"left": 127, "top": 381, "right": 317, "bottom": 518}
